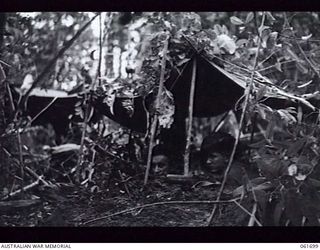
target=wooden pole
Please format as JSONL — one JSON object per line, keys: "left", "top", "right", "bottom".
{"left": 144, "top": 33, "right": 169, "bottom": 185}
{"left": 183, "top": 57, "right": 197, "bottom": 176}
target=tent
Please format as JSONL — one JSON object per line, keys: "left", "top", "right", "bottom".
{"left": 15, "top": 49, "right": 317, "bottom": 141}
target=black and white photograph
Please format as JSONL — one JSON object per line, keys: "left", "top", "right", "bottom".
{"left": 1, "top": 11, "right": 320, "bottom": 229}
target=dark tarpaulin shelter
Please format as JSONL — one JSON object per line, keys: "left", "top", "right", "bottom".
{"left": 15, "top": 50, "right": 316, "bottom": 144}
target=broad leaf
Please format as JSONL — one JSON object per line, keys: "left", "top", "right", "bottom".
{"left": 245, "top": 12, "right": 254, "bottom": 24}
{"left": 230, "top": 16, "right": 244, "bottom": 26}
{"left": 51, "top": 143, "right": 81, "bottom": 154}
{"left": 216, "top": 34, "right": 236, "bottom": 54}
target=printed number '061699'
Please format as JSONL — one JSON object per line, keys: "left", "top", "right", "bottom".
{"left": 300, "top": 244, "right": 319, "bottom": 248}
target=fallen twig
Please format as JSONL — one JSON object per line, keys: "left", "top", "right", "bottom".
{"left": 233, "top": 200, "right": 262, "bottom": 226}
{"left": 118, "top": 170, "right": 132, "bottom": 198}
{"left": 81, "top": 198, "right": 240, "bottom": 225}
{"left": 1, "top": 179, "right": 40, "bottom": 200}
{"left": 2, "top": 146, "right": 51, "bottom": 188}
{"left": 24, "top": 166, "right": 51, "bottom": 187}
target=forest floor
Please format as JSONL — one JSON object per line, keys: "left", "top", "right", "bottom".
{"left": 0, "top": 168, "right": 251, "bottom": 227}
{"left": 1, "top": 128, "right": 253, "bottom": 226}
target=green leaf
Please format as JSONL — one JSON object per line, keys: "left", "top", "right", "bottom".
{"left": 245, "top": 12, "right": 254, "bottom": 23}
{"left": 287, "top": 138, "right": 306, "bottom": 156}
{"left": 258, "top": 25, "right": 270, "bottom": 37}
{"left": 51, "top": 143, "right": 80, "bottom": 154}
{"left": 230, "top": 16, "right": 244, "bottom": 25}
{"left": 192, "top": 181, "right": 221, "bottom": 189}
{"left": 275, "top": 62, "right": 282, "bottom": 72}
{"left": 301, "top": 34, "right": 312, "bottom": 41}
{"left": 255, "top": 85, "right": 268, "bottom": 101}
{"left": 79, "top": 108, "right": 84, "bottom": 119}
{"left": 0, "top": 64, "right": 6, "bottom": 83}
{"left": 87, "top": 106, "right": 94, "bottom": 121}
{"left": 254, "top": 189, "right": 268, "bottom": 223}
{"left": 277, "top": 109, "right": 297, "bottom": 125}
{"left": 266, "top": 12, "right": 276, "bottom": 22}
{"left": 216, "top": 34, "right": 236, "bottom": 54}
{"left": 221, "top": 25, "right": 229, "bottom": 35}
{"left": 156, "top": 88, "right": 175, "bottom": 129}
{"left": 265, "top": 115, "right": 276, "bottom": 139}
{"left": 214, "top": 24, "right": 223, "bottom": 35}
{"left": 273, "top": 200, "right": 284, "bottom": 226}
{"left": 267, "top": 32, "right": 278, "bottom": 50}
{"left": 308, "top": 178, "right": 320, "bottom": 188}
{"left": 257, "top": 157, "right": 283, "bottom": 179}
{"left": 284, "top": 189, "right": 303, "bottom": 226}
{"left": 90, "top": 185, "right": 99, "bottom": 193}
{"left": 232, "top": 179, "right": 273, "bottom": 197}
{"left": 236, "top": 39, "right": 248, "bottom": 48}
{"left": 284, "top": 46, "right": 301, "bottom": 62}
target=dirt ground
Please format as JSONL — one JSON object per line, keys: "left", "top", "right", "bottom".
{"left": 0, "top": 168, "right": 252, "bottom": 227}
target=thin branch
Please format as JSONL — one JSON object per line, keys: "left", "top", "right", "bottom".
{"left": 144, "top": 32, "right": 170, "bottom": 185}
{"left": 81, "top": 198, "right": 240, "bottom": 226}
{"left": 257, "top": 60, "right": 296, "bottom": 73}
{"left": 2, "top": 146, "right": 51, "bottom": 188}
{"left": 213, "top": 55, "right": 253, "bottom": 74}
{"left": 233, "top": 200, "right": 262, "bottom": 226}
{"left": 30, "top": 97, "right": 58, "bottom": 124}
{"left": 94, "top": 13, "right": 103, "bottom": 87}
{"left": 206, "top": 12, "right": 266, "bottom": 226}
{"left": 75, "top": 13, "right": 115, "bottom": 183}
{"left": 24, "top": 166, "right": 51, "bottom": 187}
{"left": 0, "top": 59, "right": 11, "bottom": 68}
{"left": 167, "top": 52, "right": 195, "bottom": 92}
{"left": 248, "top": 202, "right": 260, "bottom": 226}
{"left": 183, "top": 57, "right": 197, "bottom": 176}
{"left": 75, "top": 15, "right": 103, "bottom": 183}
{"left": 279, "top": 34, "right": 320, "bottom": 43}
{"left": 16, "top": 126, "right": 24, "bottom": 195}
{"left": 257, "top": 49, "right": 280, "bottom": 68}
{"left": 5, "top": 80, "right": 16, "bottom": 112}
{"left": 1, "top": 179, "right": 40, "bottom": 200}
